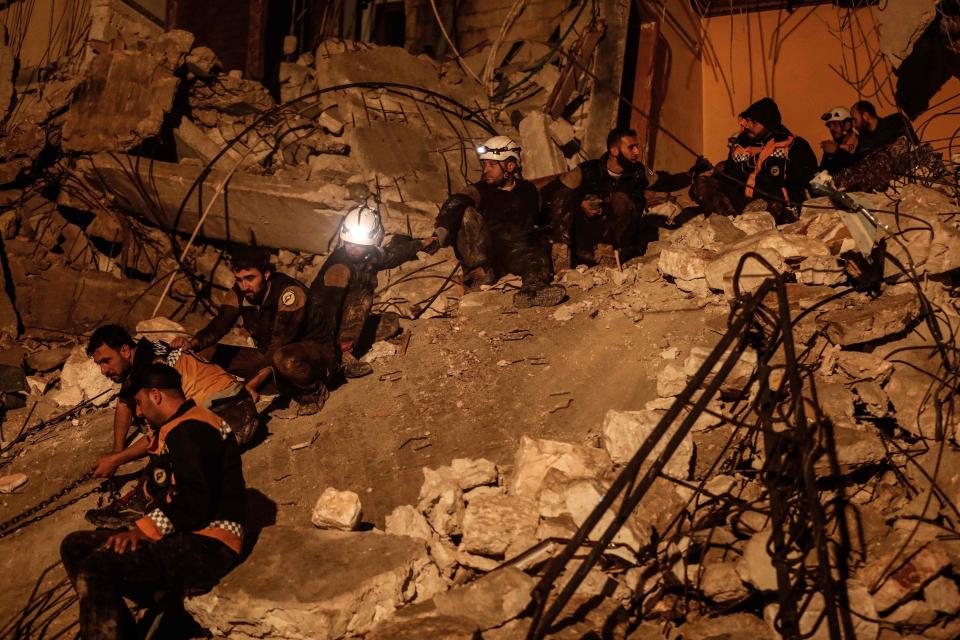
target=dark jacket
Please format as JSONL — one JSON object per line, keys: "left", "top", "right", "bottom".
{"left": 435, "top": 180, "right": 540, "bottom": 248}
{"left": 136, "top": 400, "right": 246, "bottom": 553}
{"left": 858, "top": 113, "right": 918, "bottom": 154}
{"left": 722, "top": 129, "right": 818, "bottom": 207}
{"left": 819, "top": 131, "right": 859, "bottom": 174}
{"left": 553, "top": 155, "right": 692, "bottom": 212}
{"left": 304, "top": 235, "right": 421, "bottom": 350}
{"left": 192, "top": 272, "right": 308, "bottom": 361}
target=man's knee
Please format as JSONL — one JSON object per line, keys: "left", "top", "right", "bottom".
{"left": 455, "top": 207, "right": 489, "bottom": 269}
{"left": 272, "top": 345, "right": 314, "bottom": 386}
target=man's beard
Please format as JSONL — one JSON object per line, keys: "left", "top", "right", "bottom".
{"left": 617, "top": 157, "right": 641, "bottom": 172}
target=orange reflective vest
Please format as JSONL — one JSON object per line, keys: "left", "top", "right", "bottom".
{"left": 730, "top": 135, "right": 794, "bottom": 201}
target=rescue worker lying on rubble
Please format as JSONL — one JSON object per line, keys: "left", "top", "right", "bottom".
{"left": 83, "top": 324, "right": 256, "bottom": 529}
{"left": 691, "top": 97, "right": 818, "bottom": 223}
{"left": 170, "top": 246, "right": 326, "bottom": 416}
{"left": 818, "top": 106, "right": 859, "bottom": 174}
{"left": 541, "top": 126, "right": 711, "bottom": 270}
{"left": 304, "top": 201, "right": 432, "bottom": 379}
{"left": 61, "top": 363, "right": 245, "bottom": 640}
{"left": 432, "top": 135, "right": 566, "bottom": 308}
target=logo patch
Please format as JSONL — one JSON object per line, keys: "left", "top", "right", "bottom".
{"left": 281, "top": 290, "right": 296, "bottom": 307}
{"left": 770, "top": 166, "right": 781, "bottom": 176}
{"left": 153, "top": 468, "right": 168, "bottom": 486}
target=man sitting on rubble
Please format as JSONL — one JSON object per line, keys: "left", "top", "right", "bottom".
{"left": 84, "top": 324, "right": 256, "bottom": 528}
{"left": 818, "top": 106, "right": 859, "bottom": 174}
{"left": 61, "top": 364, "right": 245, "bottom": 640}
{"left": 542, "top": 127, "right": 710, "bottom": 270}
{"left": 304, "top": 202, "right": 432, "bottom": 379}
{"left": 691, "top": 97, "right": 818, "bottom": 223}
{"left": 432, "top": 135, "right": 566, "bottom": 308}
{"left": 830, "top": 100, "right": 920, "bottom": 191}
{"left": 170, "top": 246, "right": 323, "bottom": 415}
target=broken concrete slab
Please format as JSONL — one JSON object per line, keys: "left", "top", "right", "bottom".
{"left": 924, "top": 576, "right": 960, "bottom": 614}
{"left": 519, "top": 111, "right": 566, "bottom": 181}
{"left": 61, "top": 50, "right": 180, "bottom": 153}
{"left": 764, "top": 580, "right": 879, "bottom": 640}
{"left": 678, "top": 613, "right": 774, "bottom": 640}
{"left": 601, "top": 409, "right": 693, "bottom": 479}
{"left": 699, "top": 562, "right": 750, "bottom": 604}
{"left": 858, "top": 527, "right": 952, "bottom": 612}
{"left": 311, "top": 487, "right": 362, "bottom": 531}
{"left": 75, "top": 154, "right": 364, "bottom": 254}
{"left": 668, "top": 215, "right": 746, "bottom": 252}
{"left": 0, "top": 473, "right": 28, "bottom": 494}
{"left": 817, "top": 293, "right": 920, "bottom": 346}
{"left": 876, "top": 0, "right": 939, "bottom": 66}
{"left": 460, "top": 494, "right": 538, "bottom": 557}
{"left": 418, "top": 466, "right": 465, "bottom": 538}
{"left": 185, "top": 526, "right": 435, "bottom": 639}
{"left": 736, "top": 528, "right": 778, "bottom": 592}
{"left": 509, "top": 435, "right": 612, "bottom": 499}
{"left": 385, "top": 504, "right": 435, "bottom": 542}
{"left": 135, "top": 317, "right": 187, "bottom": 344}
{"left": 25, "top": 347, "right": 72, "bottom": 373}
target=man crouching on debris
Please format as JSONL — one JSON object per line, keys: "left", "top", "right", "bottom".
{"left": 542, "top": 127, "right": 710, "bottom": 270}
{"left": 303, "top": 202, "right": 432, "bottom": 379}
{"left": 170, "top": 246, "right": 325, "bottom": 415}
{"left": 61, "top": 364, "right": 244, "bottom": 640}
{"left": 85, "top": 324, "right": 256, "bottom": 528}
{"left": 691, "top": 97, "right": 817, "bottom": 223}
{"left": 432, "top": 135, "right": 566, "bottom": 308}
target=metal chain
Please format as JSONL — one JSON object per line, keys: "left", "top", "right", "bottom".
{"left": 0, "top": 471, "right": 106, "bottom": 540}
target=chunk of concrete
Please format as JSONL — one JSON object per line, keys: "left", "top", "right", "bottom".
{"left": 0, "top": 473, "right": 28, "bottom": 493}
{"left": 62, "top": 50, "right": 180, "bottom": 153}
{"left": 26, "top": 347, "right": 72, "bottom": 373}
{"left": 460, "top": 494, "right": 538, "bottom": 557}
{"left": 185, "top": 526, "right": 434, "bottom": 639}
{"left": 678, "top": 613, "right": 774, "bottom": 640}
{"left": 763, "top": 580, "right": 878, "bottom": 640}
{"left": 858, "top": 528, "right": 951, "bottom": 612}
{"left": 669, "top": 215, "right": 746, "bottom": 252}
{"left": 311, "top": 487, "right": 362, "bottom": 531}
{"left": 731, "top": 211, "right": 776, "bottom": 236}
{"left": 135, "top": 317, "right": 187, "bottom": 345}
{"left": 601, "top": 409, "right": 693, "bottom": 479}
{"left": 736, "top": 528, "right": 778, "bottom": 592}
{"left": 509, "top": 435, "right": 611, "bottom": 499}
{"left": 817, "top": 293, "right": 920, "bottom": 346}
{"left": 699, "top": 562, "right": 750, "bottom": 604}
{"left": 876, "top": 0, "right": 938, "bottom": 66}
{"left": 51, "top": 346, "right": 118, "bottom": 407}
{"left": 385, "top": 504, "right": 434, "bottom": 542}
{"left": 656, "top": 362, "right": 689, "bottom": 398}
{"left": 448, "top": 458, "right": 498, "bottom": 490}
{"left": 924, "top": 576, "right": 960, "bottom": 614}
{"left": 418, "top": 466, "right": 465, "bottom": 537}
{"left": 519, "top": 112, "right": 566, "bottom": 180}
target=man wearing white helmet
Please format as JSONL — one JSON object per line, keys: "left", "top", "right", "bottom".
{"left": 433, "top": 135, "right": 566, "bottom": 308}
{"left": 818, "top": 106, "right": 858, "bottom": 174}
{"left": 300, "top": 202, "right": 433, "bottom": 379}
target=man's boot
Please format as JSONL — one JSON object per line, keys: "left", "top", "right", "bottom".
{"left": 551, "top": 243, "right": 571, "bottom": 273}
{"left": 294, "top": 384, "right": 329, "bottom": 417}
{"left": 84, "top": 486, "right": 149, "bottom": 529}
{"left": 343, "top": 352, "right": 373, "bottom": 378}
{"left": 513, "top": 284, "right": 567, "bottom": 308}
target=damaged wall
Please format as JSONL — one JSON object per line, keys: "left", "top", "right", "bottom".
{"left": 700, "top": 4, "right": 960, "bottom": 165}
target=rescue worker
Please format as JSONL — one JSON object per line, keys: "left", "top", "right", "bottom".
{"left": 818, "top": 106, "right": 859, "bottom": 174}
{"left": 832, "top": 100, "right": 919, "bottom": 191}
{"left": 851, "top": 100, "right": 918, "bottom": 154}
{"left": 170, "top": 246, "right": 320, "bottom": 414}
{"left": 433, "top": 135, "right": 566, "bottom": 308}
{"left": 84, "top": 324, "right": 256, "bottom": 528}
{"left": 691, "top": 97, "right": 818, "bottom": 223}
{"left": 61, "top": 364, "right": 244, "bottom": 640}
{"left": 303, "top": 202, "right": 432, "bottom": 379}
{"left": 542, "top": 127, "right": 710, "bottom": 270}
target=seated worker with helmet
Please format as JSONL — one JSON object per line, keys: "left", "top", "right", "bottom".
{"left": 542, "top": 127, "right": 710, "bottom": 270}
{"left": 84, "top": 324, "right": 256, "bottom": 528}
{"left": 818, "top": 106, "right": 859, "bottom": 174}
{"left": 170, "top": 246, "right": 326, "bottom": 416}
{"left": 61, "top": 363, "right": 245, "bottom": 640}
{"left": 691, "top": 97, "right": 818, "bottom": 223}
{"left": 304, "top": 201, "right": 433, "bottom": 379}
{"left": 433, "top": 135, "right": 566, "bottom": 308}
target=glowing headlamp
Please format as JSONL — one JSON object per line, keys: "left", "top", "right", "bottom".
{"left": 476, "top": 145, "right": 487, "bottom": 154}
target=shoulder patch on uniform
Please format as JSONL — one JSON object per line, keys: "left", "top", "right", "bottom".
{"left": 323, "top": 263, "right": 351, "bottom": 288}
{"left": 279, "top": 286, "right": 305, "bottom": 311}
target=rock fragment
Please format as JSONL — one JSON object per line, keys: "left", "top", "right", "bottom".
{"left": 311, "top": 487, "right": 362, "bottom": 531}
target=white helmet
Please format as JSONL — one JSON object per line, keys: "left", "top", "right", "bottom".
{"left": 340, "top": 202, "right": 384, "bottom": 247}
{"left": 476, "top": 135, "right": 521, "bottom": 164}
{"left": 821, "top": 107, "right": 852, "bottom": 124}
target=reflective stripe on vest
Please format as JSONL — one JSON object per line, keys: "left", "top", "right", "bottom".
{"left": 731, "top": 135, "right": 795, "bottom": 199}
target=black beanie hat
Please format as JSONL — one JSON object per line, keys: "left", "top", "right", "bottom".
{"left": 739, "top": 97, "right": 786, "bottom": 133}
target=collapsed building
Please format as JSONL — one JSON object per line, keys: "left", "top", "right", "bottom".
{"left": 3, "top": 0, "right": 960, "bottom": 639}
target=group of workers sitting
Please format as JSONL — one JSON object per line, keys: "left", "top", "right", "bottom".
{"left": 60, "top": 95, "right": 917, "bottom": 639}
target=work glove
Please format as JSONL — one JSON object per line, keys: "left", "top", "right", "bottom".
{"left": 689, "top": 156, "right": 713, "bottom": 177}
{"left": 420, "top": 236, "right": 440, "bottom": 255}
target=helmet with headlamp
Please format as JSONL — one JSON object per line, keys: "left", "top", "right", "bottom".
{"left": 476, "top": 136, "right": 522, "bottom": 165}
{"left": 339, "top": 202, "right": 384, "bottom": 247}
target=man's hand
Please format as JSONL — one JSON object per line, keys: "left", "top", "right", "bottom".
{"left": 244, "top": 383, "right": 260, "bottom": 403}
{"left": 821, "top": 140, "right": 838, "bottom": 154}
{"left": 580, "top": 195, "right": 603, "bottom": 217}
{"left": 104, "top": 528, "right": 148, "bottom": 554}
{"left": 689, "top": 156, "right": 714, "bottom": 177}
{"left": 169, "top": 335, "right": 194, "bottom": 350}
{"left": 420, "top": 236, "right": 440, "bottom": 255}
{"left": 91, "top": 453, "right": 121, "bottom": 479}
